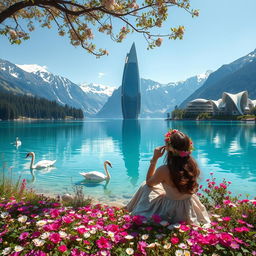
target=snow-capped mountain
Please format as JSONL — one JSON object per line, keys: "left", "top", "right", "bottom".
{"left": 180, "top": 48, "right": 256, "bottom": 108}
{"left": 0, "top": 60, "right": 109, "bottom": 116}
{"left": 97, "top": 71, "right": 211, "bottom": 118}
{"left": 80, "top": 83, "right": 115, "bottom": 97}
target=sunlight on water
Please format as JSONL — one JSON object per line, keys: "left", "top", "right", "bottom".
{"left": 0, "top": 120, "right": 255, "bottom": 203}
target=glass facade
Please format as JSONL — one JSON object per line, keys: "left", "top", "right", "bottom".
{"left": 121, "top": 43, "right": 141, "bottom": 119}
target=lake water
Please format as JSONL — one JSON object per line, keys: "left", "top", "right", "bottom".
{"left": 0, "top": 119, "right": 255, "bottom": 204}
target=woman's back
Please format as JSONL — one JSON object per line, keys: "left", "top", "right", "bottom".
{"left": 126, "top": 129, "right": 210, "bottom": 225}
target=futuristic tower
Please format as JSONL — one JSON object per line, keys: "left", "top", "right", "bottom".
{"left": 121, "top": 43, "right": 141, "bottom": 119}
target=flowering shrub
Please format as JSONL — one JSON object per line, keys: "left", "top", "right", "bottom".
{"left": 0, "top": 176, "right": 255, "bottom": 256}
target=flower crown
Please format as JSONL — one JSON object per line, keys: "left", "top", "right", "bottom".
{"left": 164, "top": 129, "right": 194, "bottom": 157}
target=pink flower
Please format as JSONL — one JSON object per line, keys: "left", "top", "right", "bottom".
{"left": 152, "top": 214, "right": 161, "bottom": 223}
{"left": 222, "top": 216, "right": 231, "bottom": 222}
{"left": 58, "top": 245, "right": 67, "bottom": 252}
{"left": 223, "top": 200, "right": 231, "bottom": 205}
{"left": 179, "top": 224, "right": 190, "bottom": 232}
{"left": 50, "top": 209, "right": 60, "bottom": 218}
{"left": 230, "top": 241, "right": 240, "bottom": 249}
{"left": 19, "top": 232, "right": 29, "bottom": 240}
{"left": 62, "top": 216, "right": 73, "bottom": 224}
{"left": 220, "top": 183, "right": 227, "bottom": 189}
{"left": 49, "top": 233, "right": 62, "bottom": 244}
{"left": 234, "top": 226, "right": 250, "bottom": 232}
{"left": 132, "top": 215, "right": 146, "bottom": 225}
{"left": 170, "top": 237, "right": 179, "bottom": 244}
{"left": 137, "top": 241, "right": 147, "bottom": 255}
{"left": 96, "top": 237, "right": 112, "bottom": 249}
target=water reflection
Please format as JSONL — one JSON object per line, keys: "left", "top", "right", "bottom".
{"left": 167, "top": 121, "right": 256, "bottom": 182}
{"left": 0, "top": 120, "right": 255, "bottom": 199}
{"left": 122, "top": 120, "right": 141, "bottom": 185}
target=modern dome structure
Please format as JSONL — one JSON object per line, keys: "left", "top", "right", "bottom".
{"left": 186, "top": 99, "right": 214, "bottom": 115}
{"left": 186, "top": 91, "right": 256, "bottom": 116}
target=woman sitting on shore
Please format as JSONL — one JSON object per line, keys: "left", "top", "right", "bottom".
{"left": 126, "top": 129, "right": 210, "bottom": 225}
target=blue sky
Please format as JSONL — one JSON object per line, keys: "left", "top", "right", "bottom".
{"left": 1, "top": 0, "right": 256, "bottom": 87}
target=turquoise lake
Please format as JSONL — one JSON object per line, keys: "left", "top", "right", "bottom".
{"left": 0, "top": 119, "right": 255, "bottom": 203}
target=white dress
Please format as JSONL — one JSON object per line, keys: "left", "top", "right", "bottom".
{"left": 126, "top": 181, "right": 210, "bottom": 225}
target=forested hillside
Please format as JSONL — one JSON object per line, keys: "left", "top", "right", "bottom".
{"left": 0, "top": 92, "right": 84, "bottom": 120}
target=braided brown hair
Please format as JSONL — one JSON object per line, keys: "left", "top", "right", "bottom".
{"left": 165, "top": 131, "right": 200, "bottom": 194}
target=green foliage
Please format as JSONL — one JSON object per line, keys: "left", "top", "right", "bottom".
{"left": 196, "top": 112, "right": 212, "bottom": 120}
{"left": 0, "top": 91, "right": 84, "bottom": 120}
{"left": 250, "top": 106, "right": 256, "bottom": 115}
{"left": 0, "top": 0, "right": 199, "bottom": 56}
{"left": 171, "top": 108, "right": 186, "bottom": 120}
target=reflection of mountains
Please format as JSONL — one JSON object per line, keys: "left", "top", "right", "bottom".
{"left": 168, "top": 121, "right": 256, "bottom": 181}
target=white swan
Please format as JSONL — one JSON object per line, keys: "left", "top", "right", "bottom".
{"left": 15, "top": 137, "right": 22, "bottom": 147}
{"left": 80, "top": 160, "right": 112, "bottom": 182}
{"left": 26, "top": 152, "right": 56, "bottom": 169}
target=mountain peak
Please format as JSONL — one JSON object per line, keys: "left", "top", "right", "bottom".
{"left": 16, "top": 64, "right": 49, "bottom": 74}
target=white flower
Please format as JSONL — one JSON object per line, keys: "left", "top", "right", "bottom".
{"left": 184, "top": 251, "right": 191, "bottom": 256}
{"left": 100, "top": 251, "right": 108, "bottom": 256}
{"left": 126, "top": 248, "right": 134, "bottom": 255}
{"left": 84, "top": 232, "right": 91, "bottom": 238}
{"left": 178, "top": 243, "right": 188, "bottom": 249}
{"left": 147, "top": 243, "right": 156, "bottom": 248}
{"left": 173, "top": 224, "right": 181, "bottom": 229}
{"left": 0, "top": 212, "right": 9, "bottom": 219}
{"left": 18, "top": 215, "right": 28, "bottom": 223}
{"left": 14, "top": 246, "right": 24, "bottom": 252}
{"left": 163, "top": 243, "right": 172, "bottom": 249}
{"left": 2, "top": 247, "right": 11, "bottom": 255}
{"left": 125, "top": 235, "right": 134, "bottom": 240}
{"left": 76, "top": 238, "right": 82, "bottom": 241}
{"left": 36, "top": 220, "right": 47, "bottom": 226}
{"left": 141, "top": 234, "right": 149, "bottom": 240}
{"left": 59, "top": 231, "right": 67, "bottom": 238}
{"left": 211, "top": 214, "right": 220, "bottom": 218}
{"left": 108, "top": 231, "right": 115, "bottom": 238}
{"left": 175, "top": 250, "right": 184, "bottom": 256}
{"left": 33, "top": 238, "right": 45, "bottom": 247}
{"left": 97, "top": 213, "right": 102, "bottom": 218}
{"left": 41, "top": 232, "right": 50, "bottom": 239}
{"left": 89, "top": 228, "right": 96, "bottom": 234}
{"left": 160, "top": 220, "right": 169, "bottom": 226}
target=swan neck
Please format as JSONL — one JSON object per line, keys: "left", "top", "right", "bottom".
{"left": 104, "top": 163, "right": 110, "bottom": 179}
{"left": 30, "top": 153, "right": 35, "bottom": 169}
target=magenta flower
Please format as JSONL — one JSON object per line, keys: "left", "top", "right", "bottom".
{"left": 58, "top": 245, "right": 67, "bottom": 252}
{"left": 96, "top": 237, "right": 112, "bottom": 249}
{"left": 170, "top": 237, "right": 179, "bottom": 244}
{"left": 234, "top": 226, "right": 250, "bottom": 232}
{"left": 137, "top": 241, "right": 147, "bottom": 255}
{"left": 19, "top": 232, "right": 29, "bottom": 240}
{"left": 230, "top": 241, "right": 240, "bottom": 249}
{"left": 222, "top": 216, "right": 231, "bottom": 222}
{"left": 220, "top": 183, "right": 227, "bottom": 189}
{"left": 152, "top": 214, "right": 161, "bottom": 223}
{"left": 49, "top": 233, "right": 62, "bottom": 244}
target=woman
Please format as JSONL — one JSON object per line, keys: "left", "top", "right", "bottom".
{"left": 126, "top": 129, "right": 210, "bottom": 225}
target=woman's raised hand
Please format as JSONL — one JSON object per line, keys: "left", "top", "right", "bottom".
{"left": 152, "top": 145, "right": 166, "bottom": 161}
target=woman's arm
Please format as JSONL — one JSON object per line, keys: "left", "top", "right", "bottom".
{"left": 146, "top": 145, "right": 166, "bottom": 186}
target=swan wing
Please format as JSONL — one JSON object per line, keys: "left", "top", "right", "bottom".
{"left": 35, "top": 160, "right": 56, "bottom": 169}
{"left": 80, "top": 171, "right": 106, "bottom": 181}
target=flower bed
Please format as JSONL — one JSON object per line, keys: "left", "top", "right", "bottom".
{"left": 0, "top": 176, "right": 255, "bottom": 256}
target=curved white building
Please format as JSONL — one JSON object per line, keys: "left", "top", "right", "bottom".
{"left": 186, "top": 99, "right": 213, "bottom": 115}
{"left": 186, "top": 91, "right": 256, "bottom": 116}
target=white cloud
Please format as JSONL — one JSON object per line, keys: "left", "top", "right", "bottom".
{"left": 98, "top": 72, "right": 105, "bottom": 79}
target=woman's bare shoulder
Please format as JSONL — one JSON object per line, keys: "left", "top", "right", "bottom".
{"left": 157, "top": 165, "right": 170, "bottom": 175}
{"left": 157, "top": 165, "right": 174, "bottom": 185}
